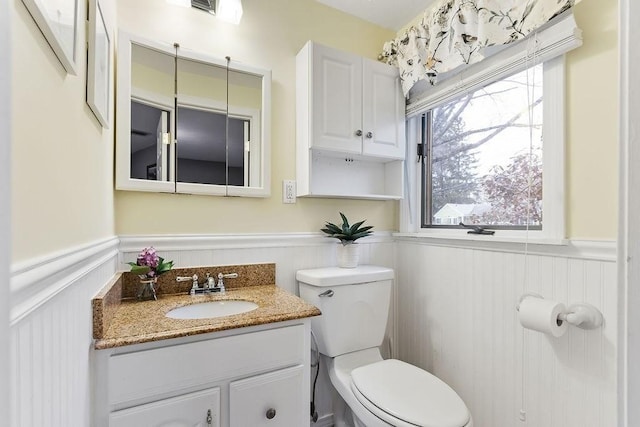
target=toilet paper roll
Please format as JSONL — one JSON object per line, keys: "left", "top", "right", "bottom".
{"left": 518, "top": 297, "right": 568, "bottom": 337}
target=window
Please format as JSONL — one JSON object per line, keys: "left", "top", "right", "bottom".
{"left": 421, "top": 65, "right": 543, "bottom": 230}
{"left": 399, "top": 13, "right": 579, "bottom": 241}
{"left": 404, "top": 55, "right": 565, "bottom": 241}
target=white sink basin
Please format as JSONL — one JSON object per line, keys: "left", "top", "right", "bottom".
{"left": 166, "top": 300, "right": 259, "bottom": 320}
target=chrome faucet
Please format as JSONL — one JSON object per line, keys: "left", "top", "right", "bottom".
{"left": 176, "top": 272, "right": 234, "bottom": 295}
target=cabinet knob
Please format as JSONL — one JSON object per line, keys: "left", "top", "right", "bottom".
{"left": 355, "top": 129, "right": 363, "bottom": 136}
{"left": 366, "top": 131, "right": 373, "bottom": 139}
{"left": 266, "top": 408, "right": 276, "bottom": 419}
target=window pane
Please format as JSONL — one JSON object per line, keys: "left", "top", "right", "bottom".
{"left": 428, "top": 65, "right": 543, "bottom": 228}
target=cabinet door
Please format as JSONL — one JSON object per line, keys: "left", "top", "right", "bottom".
{"left": 362, "top": 59, "right": 406, "bottom": 159}
{"left": 311, "top": 43, "right": 363, "bottom": 154}
{"left": 229, "top": 365, "right": 305, "bottom": 426}
{"left": 110, "top": 387, "right": 220, "bottom": 427}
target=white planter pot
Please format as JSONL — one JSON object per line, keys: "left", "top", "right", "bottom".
{"left": 337, "top": 243, "right": 359, "bottom": 268}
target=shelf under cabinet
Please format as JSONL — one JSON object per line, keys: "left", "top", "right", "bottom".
{"left": 297, "top": 149, "right": 404, "bottom": 200}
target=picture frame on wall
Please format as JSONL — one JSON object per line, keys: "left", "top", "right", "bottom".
{"left": 22, "top": 0, "right": 80, "bottom": 75}
{"left": 87, "top": 0, "right": 111, "bottom": 128}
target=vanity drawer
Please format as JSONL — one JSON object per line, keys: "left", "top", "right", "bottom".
{"left": 108, "top": 324, "right": 305, "bottom": 406}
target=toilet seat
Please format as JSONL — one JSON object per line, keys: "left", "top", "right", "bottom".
{"left": 350, "top": 359, "right": 470, "bottom": 427}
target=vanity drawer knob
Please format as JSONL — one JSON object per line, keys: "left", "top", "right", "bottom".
{"left": 355, "top": 129, "right": 363, "bottom": 136}
{"left": 266, "top": 408, "right": 276, "bottom": 419}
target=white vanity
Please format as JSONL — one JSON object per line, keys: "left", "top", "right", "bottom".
{"left": 94, "top": 321, "right": 311, "bottom": 427}
{"left": 92, "top": 265, "right": 320, "bottom": 427}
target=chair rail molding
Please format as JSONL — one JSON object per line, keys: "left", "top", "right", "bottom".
{"left": 118, "top": 232, "right": 394, "bottom": 253}
{"left": 10, "top": 236, "right": 119, "bottom": 324}
{"left": 393, "top": 235, "right": 616, "bottom": 262}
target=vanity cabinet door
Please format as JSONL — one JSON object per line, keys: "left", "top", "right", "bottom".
{"left": 229, "top": 364, "right": 305, "bottom": 427}
{"left": 109, "top": 387, "right": 220, "bottom": 427}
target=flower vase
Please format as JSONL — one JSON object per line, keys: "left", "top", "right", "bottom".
{"left": 137, "top": 277, "right": 158, "bottom": 301}
{"left": 337, "top": 243, "right": 359, "bottom": 268}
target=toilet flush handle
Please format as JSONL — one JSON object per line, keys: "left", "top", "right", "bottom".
{"left": 319, "top": 290, "right": 334, "bottom": 297}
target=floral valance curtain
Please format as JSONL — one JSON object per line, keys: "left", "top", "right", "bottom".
{"left": 381, "top": 0, "right": 575, "bottom": 96}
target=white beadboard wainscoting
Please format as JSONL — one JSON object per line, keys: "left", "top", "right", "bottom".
{"left": 9, "top": 237, "right": 119, "bottom": 427}
{"left": 8, "top": 232, "right": 619, "bottom": 427}
{"left": 394, "top": 237, "right": 617, "bottom": 427}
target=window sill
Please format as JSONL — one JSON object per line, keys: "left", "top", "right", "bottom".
{"left": 393, "top": 230, "right": 568, "bottom": 248}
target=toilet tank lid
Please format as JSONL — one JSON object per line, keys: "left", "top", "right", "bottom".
{"left": 296, "top": 265, "right": 394, "bottom": 287}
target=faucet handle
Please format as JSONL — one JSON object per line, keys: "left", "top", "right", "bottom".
{"left": 176, "top": 274, "right": 198, "bottom": 283}
{"left": 216, "top": 272, "right": 238, "bottom": 290}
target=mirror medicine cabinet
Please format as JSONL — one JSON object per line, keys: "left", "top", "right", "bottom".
{"left": 116, "top": 32, "right": 271, "bottom": 197}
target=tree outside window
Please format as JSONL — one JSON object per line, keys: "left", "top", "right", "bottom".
{"left": 423, "top": 64, "right": 543, "bottom": 229}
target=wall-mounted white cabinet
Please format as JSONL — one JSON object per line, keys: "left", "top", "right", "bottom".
{"left": 93, "top": 321, "right": 310, "bottom": 427}
{"left": 296, "top": 41, "right": 405, "bottom": 200}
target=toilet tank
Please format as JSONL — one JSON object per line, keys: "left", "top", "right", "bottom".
{"left": 296, "top": 266, "right": 394, "bottom": 358}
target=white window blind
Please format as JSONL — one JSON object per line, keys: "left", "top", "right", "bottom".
{"left": 406, "top": 12, "right": 582, "bottom": 118}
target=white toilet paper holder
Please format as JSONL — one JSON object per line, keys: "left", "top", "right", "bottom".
{"left": 516, "top": 293, "right": 604, "bottom": 330}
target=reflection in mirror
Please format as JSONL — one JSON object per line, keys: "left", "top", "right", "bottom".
{"left": 130, "top": 43, "right": 175, "bottom": 182}
{"left": 130, "top": 101, "right": 172, "bottom": 181}
{"left": 228, "top": 69, "right": 263, "bottom": 188}
{"left": 176, "top": 57, "right": 228, "bottom": 186}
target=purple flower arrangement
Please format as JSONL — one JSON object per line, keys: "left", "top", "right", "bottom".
{"left": 127, "top": 247, "right": 173, "bottom": 279}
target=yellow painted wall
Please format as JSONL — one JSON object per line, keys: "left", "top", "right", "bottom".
{"left": 11, "top": 1, "right": 117, "bottom": 262}
{"left": 11, "top": 0, "right": 611, "bottom": 258}
{"left": 115, "top": 0, "right": 397, "bottom": 236}
{"left": 566, "top": 0, "right": 618, "bottom": 239}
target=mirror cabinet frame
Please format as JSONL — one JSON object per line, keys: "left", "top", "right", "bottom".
{"left": 115, "top": 31, "right": 271, "bottom": 197}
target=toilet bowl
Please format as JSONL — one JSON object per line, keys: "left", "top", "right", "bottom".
{"left": 328, "top": 348, "right": 472, "bottom": 427}
{"left": 297, "top": 266, "right": 472, "bottom": 427}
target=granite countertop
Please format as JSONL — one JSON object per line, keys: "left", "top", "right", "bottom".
{"left": 93, "top": 263, "right": 321, "bottom": 350}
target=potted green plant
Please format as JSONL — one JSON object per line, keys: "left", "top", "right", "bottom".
{"left": 321, "top": 212, "right": 374, "bottom": 268}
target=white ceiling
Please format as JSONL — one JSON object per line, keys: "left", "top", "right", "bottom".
{"left": 315, "top": 0, "right": 436, "bottom": 31}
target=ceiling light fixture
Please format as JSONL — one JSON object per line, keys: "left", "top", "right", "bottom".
{"left": 165, "top": 0, "right": 242, "bottom": 23}
{"left": 166, "top": 0, "right": 216, "bottom": 15}
{"left": 191, "top": 0, "right": 216, "bottom": 14}
{"left": 216, "top": 0, "right": 243, "bottom": 24}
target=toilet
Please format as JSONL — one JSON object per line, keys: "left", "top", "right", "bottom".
{"left": 297, "top": 265, "right": 472, "bottom": 427}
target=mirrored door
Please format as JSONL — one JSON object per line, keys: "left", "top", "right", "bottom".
{"left": 129, "top": 43, "right": 175, "bottom": 185}
{"left": 176, "top": 56, "right": 228, "bottom": 192}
